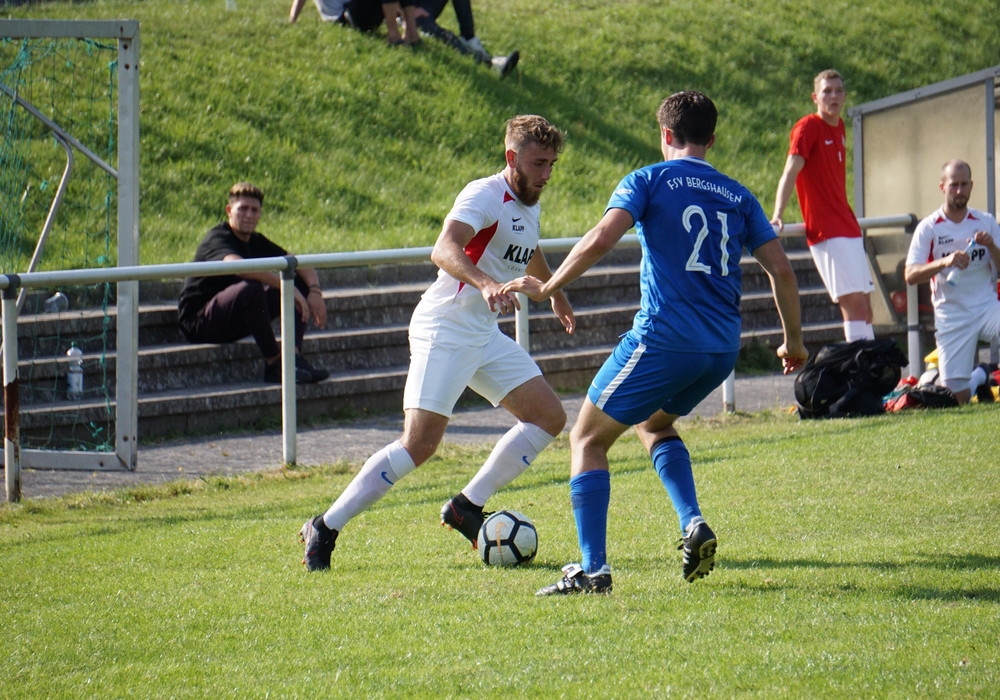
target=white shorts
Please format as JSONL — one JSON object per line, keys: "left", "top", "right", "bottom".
{"left": 809, "top": 237, "right": 875, "bottom": 303}
{"left": 935, "top": 303, "right": 1000, "bottom": 384}
{"left": 403, "top": 330, "right": 541, "bottom": 417}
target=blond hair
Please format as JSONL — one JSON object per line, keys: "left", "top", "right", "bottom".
{"left": 504, "top": 115, "right": 564, "bottom": 154}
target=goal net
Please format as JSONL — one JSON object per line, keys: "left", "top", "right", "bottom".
{"left": 1, "top": 20, "right": 139, "bottom": 493}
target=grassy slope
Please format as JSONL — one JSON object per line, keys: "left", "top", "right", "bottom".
{"left": 4, "top": 0, "right": 999, "bottom": 266}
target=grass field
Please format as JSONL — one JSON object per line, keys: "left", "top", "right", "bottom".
{"left": 3, "top": 1, "right": 1000, "bottom": 696}
{"left": 2, "top": 407, "right": 999, "bottom": 697}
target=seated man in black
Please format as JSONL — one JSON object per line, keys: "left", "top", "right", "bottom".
{"left": 178, "top": 182, "right": 329, "bottom": 384}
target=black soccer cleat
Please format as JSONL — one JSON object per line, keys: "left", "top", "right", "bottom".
{"left": 440, "top": 493, "right": 490, "bottom": 549}
{"left": 679, "top": 517, "right": 717, "bottom": 583}
{"left": 299, "top": 515, "right": 338, "bottom": 571}
{"left": 536, "top": 563, "right": 613, "bottom": 596}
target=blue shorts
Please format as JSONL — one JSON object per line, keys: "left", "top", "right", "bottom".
{"left": 587, "top": 332, "right": 739, "bottom": 425}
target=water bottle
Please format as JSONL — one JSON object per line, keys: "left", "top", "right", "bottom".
{"left": 945, "top": 240, "right": 977, "bottom": 286}
{"left": 44, "top": 292, "right": 69, "bottom": 313}
{"left": 67, "top": 344, "right": 84, "bottom": 399}
{"left": 225, "top": 0, "right": 236, "bottom": 10}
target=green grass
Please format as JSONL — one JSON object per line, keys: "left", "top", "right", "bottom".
{"left": 3, "top": 0, "right": 999, "bottom": 268}
{"left": 2, "top": 407, "right": 999, "bottom": 697}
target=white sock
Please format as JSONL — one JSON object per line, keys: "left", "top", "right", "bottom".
{"left": 323, "top": 441, "right": 416, "bottom": 532}
{"left": 463, "top": 422, "right": 555, "bottom": 507}
{"left": 844, "top": 320, "right": 874, "bottom": 342}
{"left": 969, "top": 365, "right": 988, "bottom": 393}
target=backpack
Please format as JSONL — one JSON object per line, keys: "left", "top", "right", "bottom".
{"left": 794, "top": 339, "right": 909, "bottom": 419}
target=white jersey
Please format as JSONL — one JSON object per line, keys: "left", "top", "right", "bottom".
{"left": 906, "top": 206, "right": 1000, "bottom": 329}
{"left": 411, "top": 172, "right": 540, "bottom": 343}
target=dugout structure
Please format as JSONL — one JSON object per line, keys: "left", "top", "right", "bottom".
{"left": 1, "top": 19, "right": 140, "bottom": 496}
{"left": 848, "top": 65, "right": 1000, "bottom": 372}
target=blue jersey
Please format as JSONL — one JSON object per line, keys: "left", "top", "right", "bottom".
{"left": 607, "top": 157, "right": 776, "bottom": 352}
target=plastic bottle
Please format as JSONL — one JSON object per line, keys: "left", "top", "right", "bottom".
{"left": 945, "top": 240, "right": 977, "bottom": 286}
{"left": 225, "top": 0, "right": 236, "bottom": 10}
{"left": 67, "top": 344, "right": 84, "bottom": 399}
{"left": 43, "top": 292, "right": 69, "bottom": 313}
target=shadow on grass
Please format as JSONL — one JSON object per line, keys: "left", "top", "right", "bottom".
{"left": 722, "top": 554, "right": 1000, "bottom": 602}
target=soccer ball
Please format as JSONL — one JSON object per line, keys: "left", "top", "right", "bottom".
{"left": 478, "top": 510, "right": 538, "bottom": 566}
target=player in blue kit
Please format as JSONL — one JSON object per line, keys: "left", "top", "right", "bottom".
{"left": 503, "top": 91, "right": 808, "bottom": 594}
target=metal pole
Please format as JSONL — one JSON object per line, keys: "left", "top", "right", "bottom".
{"left": 906, "top": 283, "right": 922, "bottom": 378}
{"left": 281, "top": 261, "right": 297, "bottom": 465}
{"left": 3, "top": 285, "right": 22, "bottom": 502}
{"left": 514, "top": 293, "right": 529, "bottom": 351}
{"left": 722, "top": 371, "right": 735, "bottom": 413}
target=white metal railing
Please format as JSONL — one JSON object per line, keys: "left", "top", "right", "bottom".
{"left": 2, "top": 213, "right": 919, "bottom": 500}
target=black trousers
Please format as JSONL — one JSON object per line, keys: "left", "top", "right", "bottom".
{"left": 184, "top": 279, "right": 307, "bottom": 360}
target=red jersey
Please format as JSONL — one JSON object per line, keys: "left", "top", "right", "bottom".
{"left": 789, "top": 113, "right": 861, "bottom": 245}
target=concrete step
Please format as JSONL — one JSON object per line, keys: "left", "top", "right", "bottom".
{"left": 8, "top": 236, "right": 849, "bottom": 442}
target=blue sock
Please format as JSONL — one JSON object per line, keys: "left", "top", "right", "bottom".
{"left": 570, "top": 470, "right": 611, "bottom": 574}
{"left": 651, "top": 436, "right": 701, "bottom": 532}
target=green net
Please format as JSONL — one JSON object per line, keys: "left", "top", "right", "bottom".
{"left": 1, "top": 34, "right": 119, "bottom": 451}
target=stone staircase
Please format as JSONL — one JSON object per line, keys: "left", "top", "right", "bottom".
{"left": 8, "top": 235, "right": 858, "bottom": 444}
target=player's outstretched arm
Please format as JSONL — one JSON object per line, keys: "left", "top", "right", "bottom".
{"left": 753, "top": 238, "right": 807, "bottom": 373}
{"left": 524, "top": 243, "right": 575, "bottom": 334}
{"left": 539, "top": 207, "right": 635, "bottom": 297}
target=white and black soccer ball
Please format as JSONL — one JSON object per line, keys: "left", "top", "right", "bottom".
{"left": 478, "top": 510, "right": 538, "bottom": 566}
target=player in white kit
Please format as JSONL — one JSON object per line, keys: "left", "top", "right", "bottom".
{"left": 905, "top": 159, "right": 1000, "bottom": 404}
{"left": 300, "top": 115, "right": 574, "bottom": 570}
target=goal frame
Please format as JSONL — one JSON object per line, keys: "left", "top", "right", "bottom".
{"left": 1, "top": 19, "right": 140, "bottom": 496}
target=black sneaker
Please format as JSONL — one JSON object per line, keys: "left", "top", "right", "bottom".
{"left": 263, "top": 360, "right": 314, "bottom": 384}
{"left": 299, "top": 515, "right": 338, "bottom": 571}
{"left": 295, "top": 354, "right": 330, "bottom": 383}
{"left": 490, "top": 50, "right": 519, "bottom": 79}
{"left": 536, "top": 563, "right": 613, "bottom": 596}
{"left": 975, "top": 363, "right": 995, "bottom": 404}
{"left": 440, "top": 493, "right": 491, "bottom": 549}
{"left": 679, "top": 517, "right": 717, "bottom": 583}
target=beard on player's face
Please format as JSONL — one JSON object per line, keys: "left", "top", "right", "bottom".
{"left": 510, "top": 163, "right": 541, "bottom": 206}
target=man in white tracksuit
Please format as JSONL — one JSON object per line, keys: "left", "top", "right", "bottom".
{"left": 905, "top": 158, "right": 1000, "bottom": 404}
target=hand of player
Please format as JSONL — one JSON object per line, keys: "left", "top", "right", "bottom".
{"left": 550, "top": 292, "right": 575, "bottom": 335}
{"left": 974, "top": 230, "right": 995, "bottom": 249}
{"left": 770, "top": 216, "right": 784, "bottom": 233}
{"left": 501, "top": 275, "right": 550, "bottom": 302}
{"left": 482, "top": 283, "right": 520, "bottom": 315}
{"left": 777, "top": 342, "right": 808, "bottom": 375}
{"left": 949, "top": 249, "right": 970, "bottom": 271}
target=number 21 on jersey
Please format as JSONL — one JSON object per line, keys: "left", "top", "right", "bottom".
{"left": 684, "top": 205, "right": 730, "bottom": 277}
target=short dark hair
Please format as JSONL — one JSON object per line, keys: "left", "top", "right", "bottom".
{"left": 656, "top": 91, "right": 717, "bottom": 147}
{"left": 504, "top": 114, "right": 564, "bottom": 154}
{"left": 228, "top": 182, "right": 264, "bottom": 205}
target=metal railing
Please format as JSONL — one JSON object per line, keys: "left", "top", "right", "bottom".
{"left": 2, "top": 213, "right": 920, "bottom": 501}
